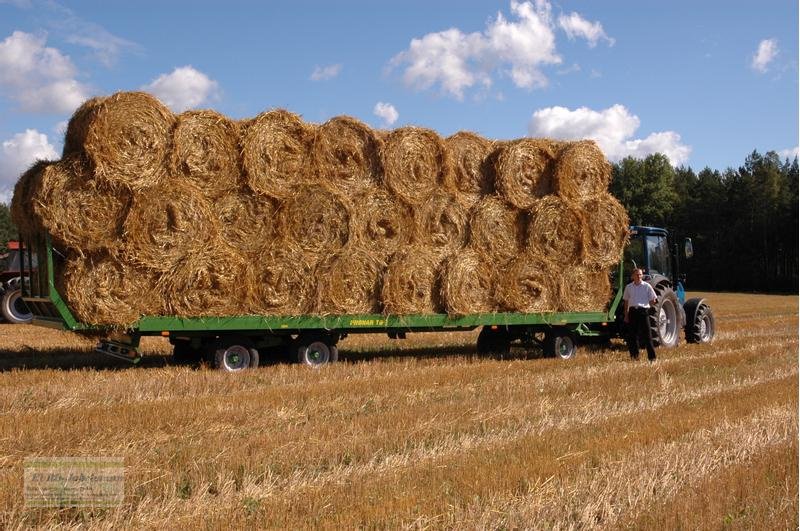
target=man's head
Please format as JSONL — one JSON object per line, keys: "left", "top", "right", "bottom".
{"left": 631, "top": 268, "right": 644, "bottom": 285}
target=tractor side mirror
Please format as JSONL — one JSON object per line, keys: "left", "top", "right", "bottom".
{"left": 684, "top": 238, "right": 694, "bottom": 259}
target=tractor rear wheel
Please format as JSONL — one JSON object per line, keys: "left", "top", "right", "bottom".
{"left": 649, "top": 286, "right": 680, "bottom": 348}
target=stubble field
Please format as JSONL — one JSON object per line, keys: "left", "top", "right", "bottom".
{"left": 0, "top": 291, "right": 796, "bottom": 529}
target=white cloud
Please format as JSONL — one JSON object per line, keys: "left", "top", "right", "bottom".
{"left": 528, "top": 104, "right": 691, "bottom": 166}
{"left": 558, "top": 12, "right": 614, "bottom": 47}
{"left": 751, "top": 39, "right": 778, "bottom": 73}
{"left": 373, "top": 102, "right": 399, "bottom": 126}
{"left": 390, "top": 0, "right": 566, "bottom": 99}
{"left": 0, "top": 30, "right": 89, "bottom": 113}
{"left": 778, "top": 146, "right": 798, "bottom": 160}
{"left": 142, "top": 66, "right": 220, "bottom": 112}
{"left": 310, "top": 63, "right": 342, "bottom": 81}
{"left": 0, "top": 129, "right": 57, "bottom": 201}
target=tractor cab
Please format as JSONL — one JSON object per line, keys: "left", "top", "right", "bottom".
{"left": 624, "top": 226, "right": 684, "bottom": 303}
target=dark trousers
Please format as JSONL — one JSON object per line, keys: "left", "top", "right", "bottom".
{"left": 627, "top": 307, "right": 656, "bottom": 360}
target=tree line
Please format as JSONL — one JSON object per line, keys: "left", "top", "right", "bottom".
{"left": 610, "top": 150, "right": 798, "bottom": 293}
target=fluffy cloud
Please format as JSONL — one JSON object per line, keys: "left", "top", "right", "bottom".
{"left": 0, "top": 129, "right": 58, "bottom": 202}
{"left": 373, "top": 102, "right": 398, "bottom": 126}
{"left": 310, "top": 64, "right": 342, "bottom": 81}
{"left": 751, "top": 39, "right": 778, "bottom": 73}
{"left": 558, "top": 12, "right": 614, "bottom": 47}
{"left": 528, "top": 104, "right": 691, "bottom": 165}
{"left": 142, "top": 66, "right": 220, "bottom": 112}
{"left": 390, "top": 1, "right": 611, "bottom": 99}
{"left": 0, "top": 31, "right": 89, "bottom": 113}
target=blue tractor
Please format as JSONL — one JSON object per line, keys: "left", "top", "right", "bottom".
{"left": 612, "top": 226, "right": 716, "bottom": 347}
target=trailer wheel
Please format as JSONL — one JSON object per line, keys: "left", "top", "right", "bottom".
{"left": 295, "top": 334, "right": 338, "bottom": 368}
{"left": 214, "top": 343, "right": 252, "bottom": 372}
{"left": 476, "top": 327, "right": 511, "bottom": 357}
{"left": 544, "top": 330, "right": 577, "bottom": 360}
{"left": 1, "top": 288, "right": 32, "bottom": 324}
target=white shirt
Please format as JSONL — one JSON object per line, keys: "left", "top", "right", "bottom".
{"left": 623, "top": 282, "right": 657, "bottom": 308}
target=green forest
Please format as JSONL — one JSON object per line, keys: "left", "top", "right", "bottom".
{"left": 1, "top": 148, "right": 796, "bottom": 293}
{"left": 611, "top": 150, "right": 798, "bottom": 293}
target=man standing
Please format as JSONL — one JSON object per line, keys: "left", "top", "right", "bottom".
{"left": 623, "top": 268, "right": 658, "bottom": 361}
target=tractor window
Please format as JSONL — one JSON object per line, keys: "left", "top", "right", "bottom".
{"left": 623, "top": 237, "right": 644, "bottom": 280}
{"left": 647, "top": 235, "right": 672, "bottom": 278}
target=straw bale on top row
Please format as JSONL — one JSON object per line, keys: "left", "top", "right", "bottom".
{"left": 80, "top": 92, "right": 175, "bottom": 190}
{"left": 494, "top": 138, "right": 561, "bottom": 209}
{"left": 170, "top": 110, "right": 241, "bottom": 199}
{"left": 10, "top": 160, "right": 50, "bottom": 237}
{"left": 382, "top": 126, "right": 452, "bottom": 206}
{"left": 311, "top": 116, "right": 383, "bottom": 194}
{"left": 445, "top": 131, "right": 495, "bottom": 207}
{"left": 241, "top": 109, "right": 315, "bottom": 200}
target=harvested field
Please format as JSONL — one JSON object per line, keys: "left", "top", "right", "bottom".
{"left": 0, "top": 292, "right": 795, "bottom": 529}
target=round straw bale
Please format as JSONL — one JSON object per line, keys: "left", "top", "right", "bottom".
{"left": 381, "top": 247, "right": 445, "bottom": 315}
{"left": 413, "top": 190, "right": 469, "bottom": 253}
{"left": 445, "top": 131, "right": 494, "bottom": 206}
{"left": 158, "top": 240, "right": 251, "bottom": 317}
{"left": 122, "top": 179, "right": 217, "bottom": 272}
{"left": 10, "top": 160, "right": 52, "bottom": 236}
{"left": 84, "top": 91, "right": 175, "bottom": 190}
{"left": 311, "top": 115, "right": 383, "bottom": 193}
{"left": 315, "top": 245, "right": 384, "bottom": 315}
{"left": 170, "top": 110, "right": 241, "bottom": 199}
{"left": 30, "top": 155, "right": 131, "bottom": 254}
{"left": 349, "top": 185, "right": 413, "bottom": 257}
{"left": 216, "top": 192, "right": 277, "bottom": 259}
{"left": 496, "top": 255, "right": 559, "bottom": 313}
{"left": 553, "top": 140, "right": 611, "bottom": 201}
{"left": 248, "top": 242, "right": 317, "bottom": 315}
{"left": 274, "top": 184, "right": 350, "bottom": 256}
{"left": 382, "top": 127, "right": 452, "bottom": 206}
{"left": 60, "top": 252, "right": 163, "bottom": 326}
{"left": 440, "top": 249, "right": 495, "bottom": 315}
{"left": 582, "top": 192, "right": 630, "bottom": 268}
{"left": 526, "top": 195, "right": 586, "bottom": 265}
{"left": 559, "top": 265, "right": 611, "bottom": 312}
{"left": 495, "top": 138, "right": 560, "bottom": 209}
{"left": 241, "top": 109, "right": 315, "bottom": 199}
{"left": 467, "top": 195, "right": 525, "bottom": 265}
{"left": 62, "top": 96, "right": 107, "bottom": 156}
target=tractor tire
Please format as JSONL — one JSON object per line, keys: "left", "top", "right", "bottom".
{"left": 649, "top": 286, "right": 680, "bottom": 348}
{"left": 685, "top": 299, "right": 716, "bottom": 344}
{"left": 1, "top": 288, "right": 32, "bottom": 324}
{"left": 476, "top": 326, "right": 511, "bottom": 357}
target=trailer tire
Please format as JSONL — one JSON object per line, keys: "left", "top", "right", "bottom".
{"left": 1, "top": 288, "right": 32, "bottom": 324}
{"left": 295, "top": 334, "right": 338, "bottom": 368}
{"left": 649, "top": 286, "right": 680, "bottom": 348}
{"left": 213, "top": 342, "right": 252, "bottom": 372}
{"left": 476, "top": 327, "right": 511, "bottom": 357}
{"left": 544, "top": 330, "right": 578, "bottom": 360}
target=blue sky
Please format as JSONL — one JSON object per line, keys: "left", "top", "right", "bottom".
{"left": 0, "top": 0, "right": 797, "bottom": 201}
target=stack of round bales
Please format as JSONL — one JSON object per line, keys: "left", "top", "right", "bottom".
{"left": 10, "top": 91, "right": 628, "bottom": 327}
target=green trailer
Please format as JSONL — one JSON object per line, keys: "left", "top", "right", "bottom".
{"left": 20, "top": 233, "right": 625, "bottom": 371}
